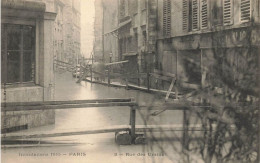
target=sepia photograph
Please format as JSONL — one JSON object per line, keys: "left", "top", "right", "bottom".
{"left": 1, "top": 0, "right": 260, "bottom": 162}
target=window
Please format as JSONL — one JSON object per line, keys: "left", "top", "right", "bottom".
{"left": 163, "top": 0, "right": 171, "bottom": 36}
{"left": 133, "top": 14, "right": 138, "bottom": 27}
{"left": 183, "top": 0, "right": 200, "bottom": 31}
{"left": 140, "top": 0, "right": 146, "bottom": 10}
{"left": 240, "top": 0, "right": 251, "bottom": 22}
{"left": 120, "top": 0, "right": 126, "bottom": 18}
{"left": 141, "top": 10, "right": 147, "bottom": 25}
{"left": 223, "top": 0, "right": 233, "bottom": 25}
{"left": 1, "top": 24, "right": 35, "bottom": 84}
{"left": 212, "top": 0, "right": 223, "bottom": 25}
{"left": 142, "top": 30, "right": 147, "bottom": 47}
{"left": 133, "top": 29, "right": 138, "bottom": 49}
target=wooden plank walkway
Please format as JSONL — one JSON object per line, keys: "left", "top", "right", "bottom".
{"left": 2, "top": 125, "right": 205, "bottom": 140}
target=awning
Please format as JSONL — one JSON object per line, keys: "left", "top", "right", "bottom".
{"left": 103, "top": 19, "right": 132, "bottom": 36}
{"left": 118, "top": 19, "right": 132, "bottom": 29}
{"left": 122, "top": 52, "right": 137, "bottom": 57}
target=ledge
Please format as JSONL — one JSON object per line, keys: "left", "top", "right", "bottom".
{"left": 1, "top": 0, "right": 46, "bottom": 12}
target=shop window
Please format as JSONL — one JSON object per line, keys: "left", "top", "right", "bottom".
{"left": 240, "top": 0, "right": 251, "bottom": 22}
{"left": 163, "top": 0, "right": 171, "bottom": 36}
{"left": 1, "top": 24, "right": 35, "bottom": 84}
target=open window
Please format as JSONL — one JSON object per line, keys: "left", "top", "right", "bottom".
{"left": 212, "top": 0, "right": 223, "bottom": 26}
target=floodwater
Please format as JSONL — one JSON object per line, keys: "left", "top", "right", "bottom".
{"left": 1, "top": 71, "right": 188, "bottom": 163}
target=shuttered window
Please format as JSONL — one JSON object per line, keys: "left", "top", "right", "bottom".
{"left": 183, "top": 0, "right": 189, "bottom": 31}
{"left": 201, "top": 0, "right": 208, "bottom": 29}
{"left": 223, "top": 0, "right": 233, "bottom": 25}
{"left": 241, "top": 0, "right": 251, "bottom": 22}
{"left": 192, "top": 0, "right": 199, "bottom": 30}
{"left": 163, "top": 0, "right": 171, "bottom": 36}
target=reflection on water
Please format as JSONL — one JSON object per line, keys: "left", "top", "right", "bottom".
{"left": 52, "top": 72, "right": 183, "bottom": 131}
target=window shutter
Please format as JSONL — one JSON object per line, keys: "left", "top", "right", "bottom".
{"left": 223, "top": 0, "right": 233, "bottom": 25}
{"left": 166, "top": 0, "right": 171, "bottom": 36}
{"left": 183, "top": 0, "right": 189, "bottom": 31}
{"left": 192, "top": 0, "right": 199, "bottom": 30}
{"left": 241, "top": 0, "right": 251, "bottom": 22}
{"left": 163, "top": 0, "right": 171, "bottom": 36}
{"left": 201, "top": 0, "right": 208, "bottom": 29}
{"left": 163, "top": 0, "right": 167, "bottom": 35}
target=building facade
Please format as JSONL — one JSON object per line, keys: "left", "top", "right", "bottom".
{"left": 103, "top": 0, "right": 118, "bottom": 63}
{"left": 156, "top": 0, "right": 260, "bottom": 90}
{"left": 95, "top": 0, "right": 157, "bottom": 74}
{"left": 1, "top": 0, "right": 57, "bottom": 131}
{"left": 40, "top": 0, "right": 81, "bottom": 65}
{"left": 95, "top": 0, "right": 259, "bottom": 90}
{"left": 93, "top": 0, "right": 103, "bottom": 62}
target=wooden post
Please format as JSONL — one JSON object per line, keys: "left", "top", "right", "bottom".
{"left": 182, "top": 110, "right": 189, "bottom": 152}
{"left": 257, "top": 46, "right": 260, "bottom": 163}
{"left": 126, "top": 75, "right": 129, "bottom": 89}
{"left": 108, "top": 67, "right": 111, "bottom": 86}
{"left": 147, "top": 71, "right": 150, "bottom": 91}
{"left": 91, "top": 55, "right": 93, "bottom": 82}
{"left": 130, "top": 107, "right": 136, "bottom": 141}
{"left": 137, "top": 68, "right": 140, "bottom": 86}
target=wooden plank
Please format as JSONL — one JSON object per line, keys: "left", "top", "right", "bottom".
{"left": 2, "top": 102, "right": 137, "bottom": 112}
{"left": 2, "top": 143, "right": 79, "bottom": 148}
{"left": 165, "top": 78, "right": 175, "bottom": 101}
{"left": 150, "top": 73, "right": 174, "bottom": 82}
{"left": 2, "top": 98, "right": 133, "bottom": 107}
{"left": 92, "top": 70, "right": 106, "bottom": 77}
{"left": 2, "top": 124, "right": 210, "bottom": 140}
{"left": 2, "top": 126, "right": 131, "bottom": 139}
{"left": 105, "top": 60, "right": 129, "bottom": 66}
{"left": 130, "top": 108, "right": 136, "bottom": 139}
{"left": 109, "top": 73, "right": 146, "bottom": 79}
{"left": 153, "top": 69, "right": 176, "bottom": 78}
{"left": 54, "top": 60, "right": 73, "bottom": 66}
{"left": 179, "top": 82, "right": 200, "bottom": 89}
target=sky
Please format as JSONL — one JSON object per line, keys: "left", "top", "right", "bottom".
{"left": 81, "top": 0, "right": 95, "bottom": 58}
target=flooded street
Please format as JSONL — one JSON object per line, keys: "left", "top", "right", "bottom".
{"left": 2, "top": 72, "right": 185, "bottom": 163}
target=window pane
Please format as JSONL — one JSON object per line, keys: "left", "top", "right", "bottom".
{"left": 23, "top": 51, "right": 35, "bottom": 82}
{"left": 23, "top": 26, "right": 34, "bottom": 50}
{"left": 7, "top": 51, "right": 20, "bottom": 83}
{"left": 7, "top": 25, "right": 21, "bottom": 50}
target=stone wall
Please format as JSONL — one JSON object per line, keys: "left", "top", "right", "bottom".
{"left": 1, "top": 0, "right": 56, "bottom": 132}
